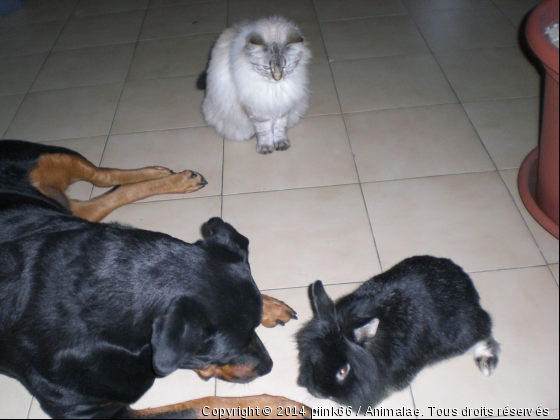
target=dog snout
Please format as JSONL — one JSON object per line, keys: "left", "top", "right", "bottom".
{"left": 251, "top": 333, "right": 273, "bottom": 376}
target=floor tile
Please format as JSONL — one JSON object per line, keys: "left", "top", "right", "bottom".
{"left": 31, "top": 44, "right": 135, "bottom": 92}
{"left": 228, "top": 0, "right": 317, "bottom": 25}
{"left": 222, "top": 185, "right": 381, "bottom": 290}
{"left": 300, "top": 21, "right": 329, "bottom": 64}
{"left": 93, "top": 127, "right": 223, "bottom": 201}
{"left": 54, "top": 10, "right": 145, "bottom": 51}
{"left": 493, "top": 0, "right": 542, "bottom": 28}
{"left": 42, "top": 136, "right": 108, "bottom": 201}
{"left": 345, "top": 104, "right": 495, "bottom": 182}
{"left": 216, "top": 285, "right": 416, "bottom": 418}
{"left": 150, "top": 0, "right": 222, "bottom": 7}
{"left": 412, "top": 267, "right": 559, "bottom": 416}
{"left": 0, "top": 20, "right": 65, "bottom": 58}
{"left": 111, "top": 76, "right": 205, "bottom": 135}
{"left": 0, "top": 95, "right": 24, "bottom": 138}
{"left": 412, "top": 7, "right": 518, "bottom": 52}
{"left": 500, "top": 169, "right": 559, "bottom": 265}
{"left": 435, "top": 47, "right": 541, "bottom": 103}
{"left": 140, "top": 1, "right": 226, "bottom": 40}
{"left": 73, "top": 0, "right": 149, "bottom": 18}
{"left": 551, "top": 264, "right": 559, "bottom": 284}
{"left": 0, "top": 54, "right": 47, "bottom": 95}
{"left": 5, "top": 84, "right": 122, "bottom": 142}
{"left": 402, "top": 0, "right": 496, "bottom": 14}
{"left": 0, "top": 375, "right": 32, "bottom": 420}
{"left": 363, "top": 172, "right": 545, "bottom": 273}
{"left": 0, "top": 0, "right": 75, "bottom": 27}
{"left": 223, "top": 115, "right": 357, "bottom": 195}
{"left": 464, "top": 97, "right": 539, "bottom": 170}
{"left": 128, "top": 33, "right": 217, "bottom": 81}
{"left": 313, "top": 0, "right": 407, "bottom": 22}
{"left": 331, "top": 54, "right": 457, "bottom": 113}
{"left": 103, "top": 196, "right": 222, "bottom": 243}
{"left": 307, "top": 63, "right": 340, "bottom": 116}
{"left": 321, "top": 15, "right": 429, "bottom": 61}
{"left": 131, "top": 371, "right": 217, "bottom": 412}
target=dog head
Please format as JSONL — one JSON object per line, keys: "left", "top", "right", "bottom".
{"left": 296, "top": 281, "right": 387, "bottom": 407}
{"left": 151, "top": 218, "right": 272, "bottom": 384}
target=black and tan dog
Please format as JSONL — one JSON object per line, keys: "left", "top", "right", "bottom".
{"left": 0, "top": 140, "right": 308, "bottom": 419}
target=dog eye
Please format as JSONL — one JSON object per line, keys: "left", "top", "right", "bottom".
{"left": 336, "top": 363, "right": 351, "bottom": 383}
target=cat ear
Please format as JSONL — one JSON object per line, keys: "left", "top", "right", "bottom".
{"left": 287, "top": 32, "right": 304, "bottom": 46}
{"left": 354, "top": 318, "right": 380, "bottom": 344}
{"left": 247, "top": 34, "right": 266, "bottom": 48}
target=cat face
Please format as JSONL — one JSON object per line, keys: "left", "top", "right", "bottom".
{"left": 245, "top": 31, "right": 306, "bottom": 82}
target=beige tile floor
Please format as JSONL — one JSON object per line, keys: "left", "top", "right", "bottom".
{"left": 0, "top": 0, "right": 558, "bottom": 419}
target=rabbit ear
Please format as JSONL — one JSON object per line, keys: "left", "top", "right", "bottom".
{"left": 354, "top": 318, "right": 380, "bottom": 343}
{"left": 310, "top": 281, "right": 336, "bottom": 320}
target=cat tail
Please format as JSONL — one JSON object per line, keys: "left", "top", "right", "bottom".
{"left": 196, "top": 70, "right": 207, "bottom": 91}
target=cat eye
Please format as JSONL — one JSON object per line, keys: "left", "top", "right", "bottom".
{"left": 336, "top": 363, "right": 351, "bottom": 383}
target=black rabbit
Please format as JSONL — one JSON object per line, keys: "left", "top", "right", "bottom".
{"left": 296, "top": 256, "right": 500, "bottom": 408}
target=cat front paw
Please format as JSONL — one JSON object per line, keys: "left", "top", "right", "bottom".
{"left": 257, "top": 144, "right": 275, "bottom": 155}
{"left": 274, "top": 139, "right": 291, "bottom": 151}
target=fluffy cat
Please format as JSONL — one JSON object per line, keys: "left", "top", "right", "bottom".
{"left": 201, "top": 17, "right": 311, "bottom": 154}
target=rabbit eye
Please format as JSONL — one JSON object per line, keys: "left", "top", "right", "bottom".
{"left": 336, "top": 363, "right": 351, "bottom": 383}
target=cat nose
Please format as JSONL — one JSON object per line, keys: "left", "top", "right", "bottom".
{"left": 272, "top": 70, "right": 283, "bottom": 81}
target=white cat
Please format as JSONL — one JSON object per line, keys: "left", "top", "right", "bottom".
{"left": 201, "top": 17, "right": 312, "bottom": 154}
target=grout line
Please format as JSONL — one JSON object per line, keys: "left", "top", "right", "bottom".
{"left": 339, "top": 96, "right": 539, "bottom": 116}
{"left": 408, "top": 386, "right": 419, "bottom": 420}
{"left": 407, "top": 7, "right": 553, "bottom": 270}
{"left": 26, "top": 397, "right": 33, "bottom": 420}
{"left": 312, "top": 0, "right": 384, "bottom": 273}
{"left": 497, "top": 170, "right": 556, "bottom": 272}
{"left": 2, "top": 2, "right": 79, "bottom": 139}
{"left": 317, "top": 12, "right": 408, "bottom": 24}
{"left": 96, "top": 4, "right": 152, "bottom": 179}
{"left": 546, "top": 264, "right": 560, "bottom": 288}
{"left": 467, "top": 263, "right": 550, "bottom": 276}
{"left": 411, "top": 11, "right": 552, "bottom": 272}
{"left": 257, "top": 263, "right": 555, "bottom": 293}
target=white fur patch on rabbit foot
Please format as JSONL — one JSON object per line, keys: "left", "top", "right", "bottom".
{"left": 274, "top": 139, "right": 291, "bottom": 151}
{"left": 257, "top": 144, "right": 275, "bottom": 155}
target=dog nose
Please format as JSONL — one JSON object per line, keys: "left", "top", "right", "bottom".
{"left": 257, "top": 354, "right": 273, "bottom": 376}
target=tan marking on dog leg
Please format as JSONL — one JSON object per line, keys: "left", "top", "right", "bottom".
{"left": 69, "top": 171, "right": 207, "bottom": 222}
{"left": 30, "top": 153, "right": 175, "bottom": 191}
{"left": 261, "top": 295, "right": 298, "bottom": 328}
{"left": 89, "top": 167, "right": 175, "bottom": 187}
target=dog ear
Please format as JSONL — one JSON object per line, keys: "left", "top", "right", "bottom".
{"left": 151, "top": 297, "right": 208, "bottom": 377}
{"left": 354, "top": 318, "right": 380, "bottom": 344}
{"left": 310, "top": 281, "right": 336, "bottom": 321}
{"left": 204, "top": 218, "right": 250, "bottom": 262}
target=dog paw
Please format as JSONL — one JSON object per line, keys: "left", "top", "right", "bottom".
{"left": 274, "top": 139, "right": 291, "bottom": 151}
{"left": 257, "top": 144, "right": 274, "bottom": 155}
{"left": 165, "top": 170, "right": 208, "bottom": 194}
{"left": 261, "top": 295, "right": 298, "bottom": 328}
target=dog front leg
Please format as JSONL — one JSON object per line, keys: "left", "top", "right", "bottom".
{"left": 116, "top": 395, "right": 310, "bottom": 419}
{"left": 261, "top": 295, "right": 298, "bottom": 328}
